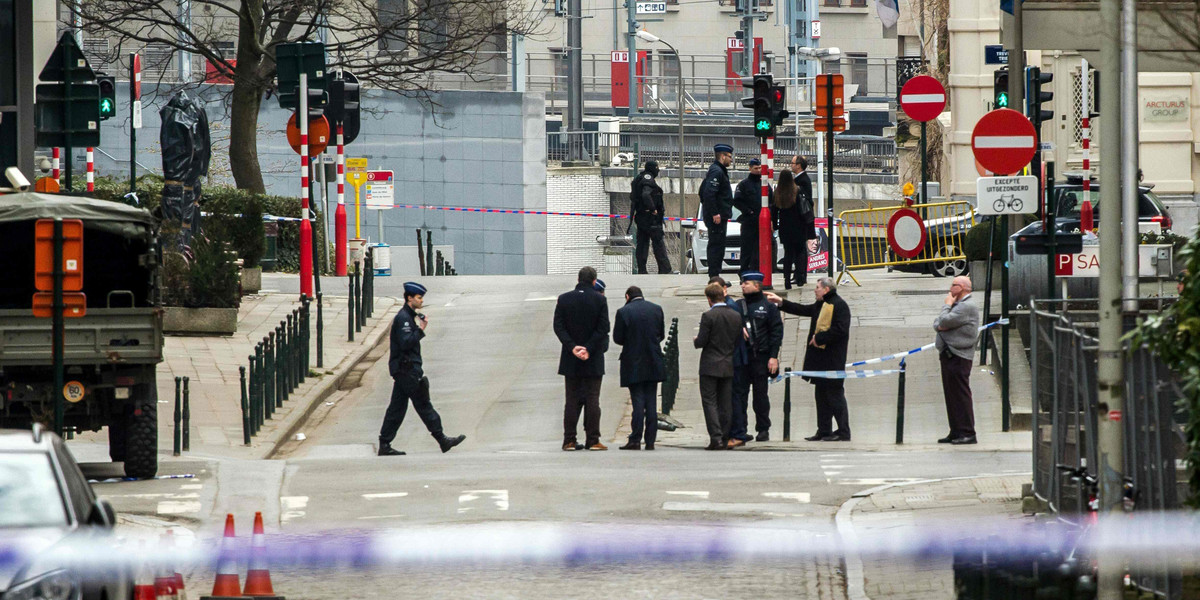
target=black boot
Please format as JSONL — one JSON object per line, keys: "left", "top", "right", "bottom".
{"left": 436, "top": 433, "right": 466, "bottom": 453}
{"left": 378, "top": 443, "right": 406, "bottom": 456}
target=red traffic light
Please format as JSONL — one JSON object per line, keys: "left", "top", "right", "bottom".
{"left": 772, "top": 89, "right": 784, "bottom": 103}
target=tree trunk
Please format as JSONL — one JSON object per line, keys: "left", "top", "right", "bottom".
{"left": 229, "top": 78, "right": 266, "bottom": 193}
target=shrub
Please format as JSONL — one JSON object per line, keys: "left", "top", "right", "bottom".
{"left": 964, "top": 219, "right": 1005, "bottom": 262}
{"left": 185, "top": 235, "right": 240, "bottom": 309}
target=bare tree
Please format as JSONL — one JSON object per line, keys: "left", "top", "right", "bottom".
{"left": 70, "top": 0, "right": 544, "bottom": 193}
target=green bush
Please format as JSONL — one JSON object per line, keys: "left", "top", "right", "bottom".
{"left": 204, "top": 195, "right": 265, "bottom": 268}
{"left": 185, "top": 235, "right": 240, "bottom": 309}
{"left": 964, "top": 220, "right": 1005, "bottom": 262}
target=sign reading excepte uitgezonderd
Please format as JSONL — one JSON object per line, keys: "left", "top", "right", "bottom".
{"left": 976, "top": 175, "right": 1038, "bottom": 216}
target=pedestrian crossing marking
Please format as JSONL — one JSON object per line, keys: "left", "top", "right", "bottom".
{"left": 458, "top": 489, "right": 509, "bottom": 513}
{"left": 362, "top": 492, "right": 409, "bottom": 499}
{"left": 762, "top": 492, "right": 810, "bottom": 503}
{"left": 665, "top": 491, "right": 710, "bottom": 498}
{"left": 280, "top": 496, "right": 309, "bottom": 522}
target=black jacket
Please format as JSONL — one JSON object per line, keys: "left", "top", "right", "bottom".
{"left": 553, "top": 283, "right": 611, "bottom": 378}
{"left": 797, "top": 171, "right": 814, "bottom": 216}
{"left": 738, "top": 290, "right": 783, "bottom": 360}
{"left": 388, "top": 304, "right": 425, "bottom": 379}
{"left": 612, "top": 296, "right": 666, "bottom": 386}
{"left": 631, "top": 171, "right": 665, "bottom": 230}
{"left": 699, "top": 161, "right": 733, "bottom": 222}
{"left": 733, "top": 174, "right": 773, "bottom": 227}
{"left": 779, "top": 290, "right": 852, "bottom": 379}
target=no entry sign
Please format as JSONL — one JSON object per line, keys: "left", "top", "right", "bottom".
{"left": 899, "top": 75, "right": 946, "bottom": 123}
{"left": 971, "top": 108, "right": 1036, "bottom": 176}
{"left": 887, "top": 208, "right": 927, "bottom": 259}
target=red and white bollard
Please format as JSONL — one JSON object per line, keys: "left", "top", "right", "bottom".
{"left": 758, "top": 136, "right": 775, "bottom": 287}
{"left": 299, "top": 73, "right": 314, "bottom": 298}
{"left": 1079, "top": 59, "right": 1094, "bottom": 233}
{"left": 52, "top": 147, "right": 60, "bottom": 181}
{"left": 86, "top": 147, "right": 94, "bottom": 192}
{"left": 335, "top": 124, "right": 348, "bottom": 276}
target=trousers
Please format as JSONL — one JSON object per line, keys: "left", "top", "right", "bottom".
{"left": 813, "top": 379, "right": 850, "bottom": 439}
{"left": 627, "top": 381, "right": 658, "bottom": 445}
{"left": 705, "top": 218, "right": 728, "bottom": 277}
{"left": 699, "top": 375, "right": 733, "bottom": 444}
{"left": 636, "top": 227, "right": 673, "bottom": 274}
{"left": 739, "top": 224, "right": 759, "bottom": 275}
{"left": 564, "top": 376, "right": 603, "bottom": 446}
{"left": 732, "top": 358, "right": 771, "bottom": 438}
{"left": 379, "top": 373, "right": 444, "bottom": 445}
{"left": 940, "top": 353, "right": 976, "bottom": 438}
{"left": 781, "top": 240, "right": 808, "bottom": 287}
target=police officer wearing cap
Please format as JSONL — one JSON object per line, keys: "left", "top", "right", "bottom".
{"left": 630, "top": 160, "right": 674, "bottom": 275}
{"left": 732, "top": 272, "right": 783, "bottom": 444}
{"left": 733, "top": 158, "right": 773, "bottom": 275}
{"left": 377, "top": 282, "right": 467, "bottom": 456}
{"left": 700, "top": 143, "right": 735, "bottom": 277}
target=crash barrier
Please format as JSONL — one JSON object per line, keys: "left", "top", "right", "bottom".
{"left": 1029, "top": 300, "right": 1183, "bottom": 598}
{"left": 417, "top": 228, "right": 458, "bottom": 276}
{"left": 240, "top": 297, "right": 310, "bottom": 445}
{"left": 836, "top": 201, "right": 975, "bottom": 280}
{"left": 173, "top": 376, "right": 190, "bottom": 456}
{"left": 660, "top": 317, "right": 680, "bottom": 415}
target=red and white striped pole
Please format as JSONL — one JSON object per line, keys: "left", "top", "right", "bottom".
{"left": 758, "top": 135, "right": 774, "bottom": 287}
{"left": 1079, "top": 59, "right": 1094, "bottom": 233}
{"left": 299, "top": 73, "right": 314, "bottom": 298}
{"left": 335, "top": 123, "right": 348, "bottom": 276}
{"left": 52, "top": 148, "right": 60, "bottom": 182}
{"left": 86, "top": 147, "right": 94, "bottom": 192}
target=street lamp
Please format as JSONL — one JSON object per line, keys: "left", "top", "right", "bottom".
{"left": 636, "top": 29, "right": 687, "bottom": 272}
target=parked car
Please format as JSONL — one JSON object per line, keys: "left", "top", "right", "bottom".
{"left": 887, "top": 207, "right": 980, "bottom": 278}
{"left": 682, "top": 183, "right": 786, "bottom": 274}
{"left": 1037, "top": 175, "right": 1173, "bottom": 233}
{"left": 0, "top": 425, "right": 128, "bottom": 600}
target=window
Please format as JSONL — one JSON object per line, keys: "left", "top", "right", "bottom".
{"left": 214, "top": 41, "right": 235, "bottom": 60}
{"left": 850, "top": 0, "right": 866, "bottom": 6}
{"left": 379, "top": 0, "right": 409, "bottom": 52}
{"left": 549, "top": 47, "right": 568, "bottom": 82}
{"left": 659, "top": 49, "right": 679, "bottom": 96}
{"left": 823, "top": 0, "right": 839, "bottom": 6}
{"left": 847, "top": 52, "right": 868, "bottom": 95}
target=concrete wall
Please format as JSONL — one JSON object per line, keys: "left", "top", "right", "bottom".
{"left": 91, "top": 86, "right": 548, "bottom": 275}
{"left": 546, "top": 167, "right": 608, "bottom": 275}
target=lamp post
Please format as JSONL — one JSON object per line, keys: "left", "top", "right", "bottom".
{"left": 637, "top": 30, "right": 686, "bottom": 271}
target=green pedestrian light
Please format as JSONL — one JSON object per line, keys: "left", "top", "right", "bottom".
{"left": 996, "top": 91, "right": 1009, "bottom": 108}
{"left": 99, "top": 97, "right": 114, "bottom": 118}
{"left": 97, "top": 75, "right": 117, "bottom": 121}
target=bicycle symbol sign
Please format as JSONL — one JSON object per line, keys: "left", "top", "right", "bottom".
{"left": 976, "top": 175, "right": 1038, "bottom": 216}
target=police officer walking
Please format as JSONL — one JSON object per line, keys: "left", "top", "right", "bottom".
{"left": 630, "top": 160, "right": 673, "bottom": 275}
{"left": 699, "top": 144, "right": 735, "bottom": 277}
{"left": 377, "top": 282, "right": 467, "bottom": 456}
{"left": 733, "top": 158, "right": 773, "bottom": 275}
{"left": 731, "top": 272, "right": 783, "bottom": 444}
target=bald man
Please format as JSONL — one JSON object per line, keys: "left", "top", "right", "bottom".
{"left": 933, "top": 276, "right": 981, "bottom": 444}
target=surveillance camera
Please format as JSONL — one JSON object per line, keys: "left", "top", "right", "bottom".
{"left": 36, "top": 156, "right": 52, "bottom": 173}
{"left": 4, "top": 167, "right": 31, "bottom": 191}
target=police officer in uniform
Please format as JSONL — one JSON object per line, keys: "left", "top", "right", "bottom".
{"left": 377, "top": 282, "right": 467, "bottom": 456}
{"left": 733, "top": 158, "right": 773, "bottom": 275}
{"left": 699, "top": 144, "right": 735, "bottom": 277}
{"left": 732, "top": 272, "right": 783, "bottom": 444}
{"left": 631, "top": 160, "right": 673, "bottom": 274}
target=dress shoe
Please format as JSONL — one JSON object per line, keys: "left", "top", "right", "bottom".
{"left": 588, "top": 442, "right": 608, "bottom": 451}
{"left": 378, "top": 444, "right": 406, "bottom": 456}
{"left": 705, "top": 441, "right": 726, "bottom": 450}
{"left": 645, "top": 444, "right": 655, "bottom": 450}
{"left": 821, "top": 435, "right": 848, "bottom": 442}
{"left": 804, "top": 433, "right": 831, "bottom": 442}
{"left": 726, "top": 438, "right": 746, "bottom": 449}
{"left": 619, "top": 441, "right": 640, "bottom": 450}
{"left": 755, "top": 431, "right": 770, "bottom": 442}
{"left": 562, "top": 442, "right": 580, "bottom": 451}
{"left": 437, "top": 433, "right": 466, "bottom": 453}
{"left": 938, "top": 434, "right": 955, "bottom": 444}
{"left": 950, "top": 436, "right": 978, "bottom": 445}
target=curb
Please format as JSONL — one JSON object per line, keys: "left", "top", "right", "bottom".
{"left": 261, "top": 299, "right": 399, "bottom": 460}
{"left": 833, "top": 472, "right": 1033, "bottom": 600}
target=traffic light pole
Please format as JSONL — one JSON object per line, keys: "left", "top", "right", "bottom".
{"left": 129, "top": 54, "right": 136, "bottom": 195}
{"left": 299, "top": 73, "right": 314, "bottom": 298}
{"left": 758, "top": 136, "right": 774, "bottom": 288}
{"left": 335, "top": 123, "right": 348, "bottom": 277}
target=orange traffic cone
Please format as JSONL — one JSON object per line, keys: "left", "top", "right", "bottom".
{"left": 200, "top": 515, "right": 242, "bottom": 600}
{"left": 133, "top": 541, "right": 158, "bottom": 600}
{"left": 155, "top": 532, "right": 180, "bottom": 600}
{"left": 243, "top": 512, "right": 284, "bottom": 599}
{"left": 166, "top": 531, "right": 188, "bottom": 600}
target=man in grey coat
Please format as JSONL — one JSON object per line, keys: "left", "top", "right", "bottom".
{"left": 934, "top": 276, "right": 981, "bottom": 445}
{"left": 694, "top": 281, "right": 744, "bottom": 450}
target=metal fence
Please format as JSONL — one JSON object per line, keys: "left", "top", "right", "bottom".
{"left": 617, "top": 133, "right": 897, "bottom": 173}
{"left": 1028, "top": 301, "right": 1184, "bottom": 598}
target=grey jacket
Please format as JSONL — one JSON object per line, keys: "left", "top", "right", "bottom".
{"left": 694, "top": 304, "right": 743, "bottom": 378}
{"left": 933, "top": 293, "right": 980, "bottom": 360}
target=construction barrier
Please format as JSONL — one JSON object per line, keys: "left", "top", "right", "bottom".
{"left": 836, "top": 200, "right": 975, "bottom": 282}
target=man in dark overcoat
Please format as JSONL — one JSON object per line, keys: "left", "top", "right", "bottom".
{"left": 612, "top": 286, "right": 665, "bottom": 450}
{"left": 552, "top": 266, "right": 611, "bottom": 451}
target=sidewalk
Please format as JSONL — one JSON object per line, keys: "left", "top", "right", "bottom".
{"left": 837, "top": 475, "right": 1030, "bottom": 600}
{"left": 74, "top": 291, "right": 398, "bottom": 461}
{"left": 651, "top": 270, "right": 1031, "bottom": 451}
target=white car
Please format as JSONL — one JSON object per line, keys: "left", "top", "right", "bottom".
{"left": 683, "top": 200, "right": 786, "bottom": 275}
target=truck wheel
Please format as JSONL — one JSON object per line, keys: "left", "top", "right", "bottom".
{"left": 124, "top": 387, "right": 158, "bottom": 479}
{"left": 107, "top": 408, "right": 128, "bottom": 463}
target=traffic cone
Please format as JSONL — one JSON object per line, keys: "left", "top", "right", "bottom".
{"left": 166, "top": 531, "right": 188, "bottom": 600}
{"left": 133, "top": 541, "right": 158, "bottom": 600}
{"left": 242, "top": 512, "right": 284, "bottom": 599}
{"left": 200, "top": 515, "right": 242, "bottom": 600}
{"left": 154, "top": 533, "right": 179, "bottom": 599}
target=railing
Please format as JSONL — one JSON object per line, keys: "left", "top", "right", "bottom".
{"left": 547, "top": 131, "right": 603, "bottom": 165}
{"left": 618, "top": 132, "right": 897, "bottom": 173}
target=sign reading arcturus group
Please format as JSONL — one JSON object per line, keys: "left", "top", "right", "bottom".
{"left": 1144, "top": 97, "right": 1188, "bottom": 122}
{"left": 976, "top": 175, "right": 1038, "bottom": 216}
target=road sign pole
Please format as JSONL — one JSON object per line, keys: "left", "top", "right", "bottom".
{"left": 52, "top": 219, "right": 64, "bottom": 437}
{"left": 299, "top": 72, "right": 314, "bottom": 298}
{"left": 1001, "top": 213, "right": 1010, "bottom": 432}
{"left": 826, "top": 76, "right": 835, "bottom": 278}
{"left": 980, "top": 217, "right": 997, "bottom": 365}
{"left": 1045, "top": 161, "right": 1057, "bottom": 306}
{"left": 62, "top": 40, "right": 73, "bottom": 192}
{"left": 129, "top": 53, "right": 136, "bottom": 195}
{"left": 920, "top": 120, "right": 927, "bottom": 204}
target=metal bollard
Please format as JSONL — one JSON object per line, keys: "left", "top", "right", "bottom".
{"left": 347, "top": 270, "right": 356, "bottom": 342}
{"left": 239, "top": 366, "right": 250, "bottom": 445}
{"left": 277, "top": 323, "right": 288, "bottom": 402}
{"left": 182, "top": 376, "right": 190, "bottom": 452}
{"left": 425, "top": 230, "right": 434, "bottom": 278}
{"left": 783, "top": 367, "right": 792, "bottom": 442}
{"left": 173, "top": 376, "right": 181, "bottom": 456}
{"left": 416, "top": 228, "right": 426, "bottom": 276}
{"left": 255, "top": 342, "right": 266, "bottom": 422}
{"left": 354, "top": 265, "right": 363, "bottom": 333}
{"left": 435, "top": 250, "right": 444, "bottom": 276}
{"left": 299, "top": 298, "right": 309, "bottom": 385}
{"left": 266, "top": 333, "right": 277, "bottom": 410}
{"left": 248, "top": 355, "right": 258, "bottom": 436}
{"left": 895, "top": 358, "right": 907, "bottom": 445}
{"left": 285, "top": 313, "right": 295, "bottom": 393}
{"left": 365, "top": 250, "right": 373, "bottom": 318}
{"left": 293, "top": 309, "right": 303, "bottom": 387}
{"left": 316, "top": 292, "right": 324, "bottom": 368}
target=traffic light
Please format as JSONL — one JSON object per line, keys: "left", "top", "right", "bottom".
{"left": 741, "top": 74, "right": 773, "bottom": 137}
{"left": 97, "top": 75, "right": 116, "bottom": 120}
{"left": 306, "top": 86, "right": 327, "bottom": 119}
{"left": 770, "top": 84, "right": 789, "bottom": 125}
{"left": 993, "top": 68, "right": 1009, "bottom": 109}
{"left": 1027, "top": 66, "right": 1053, "bottom": 126}
{"left": 325, "top": 71, "right": 361, "bottom": 145}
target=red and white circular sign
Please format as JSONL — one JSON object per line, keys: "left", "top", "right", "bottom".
{"left": 971, "top": 108, "right": 1037, "bottom": 176}
{"left": 887, "top": 208, "right": 927, "bottom": 259}
{"left": 899, "top": 75, "right": 946, "bottom": 123}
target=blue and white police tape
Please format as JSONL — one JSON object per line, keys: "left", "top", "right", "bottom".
{"left": 771, "top": 368, "right": 904, "bottom": 383}
{"left": 844, "top": 318, "right": 1009, "bottom": 368}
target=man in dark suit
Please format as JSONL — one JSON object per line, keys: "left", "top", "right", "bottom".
{"left": 767, "top": 277, "right": 852, "bottom": 441}
{"left": 700, "top": 143, "right": 735, "bottom": 277}
{"left": 694, "top": 281, "right": 744, "bottom": 450}
{"left": 788, "top": 155, "right": 817, "bottom": 286}
{"left": 612, "top": 286, "right": 665, "bottom": 450}
{"left": 553, "top": 266, "right": 611, "bottom": 451}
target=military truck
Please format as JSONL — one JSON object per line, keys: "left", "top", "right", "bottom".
{"left": 0, "top": 192, "right": 162, "bottom": 478}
